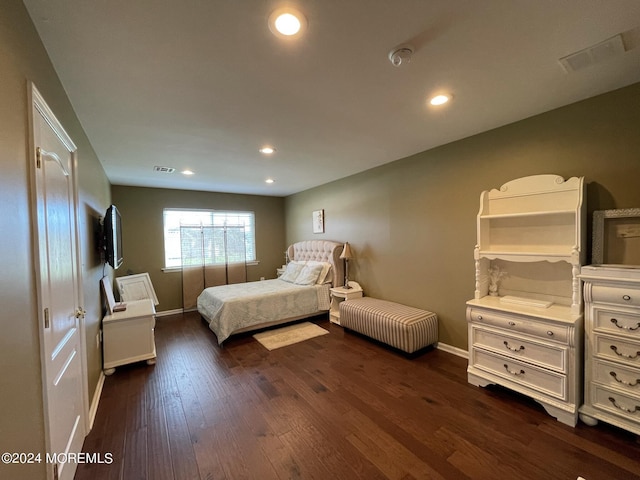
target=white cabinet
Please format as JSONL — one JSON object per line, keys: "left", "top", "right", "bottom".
{"left": 467, "top": 174, "right": 586, "bottom": 426}
{"left": 579, "top": 265, "right": 640, "bottom": 435}
{"left": 330, "top": 283, "right": 363, "bottom": 325}
{"left": 102, "top": 299, "right": 157, "bottom": 375}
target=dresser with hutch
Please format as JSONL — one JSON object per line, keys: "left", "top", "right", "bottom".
{"left": 466, "top": 174, "right": 586, "bottom": 426}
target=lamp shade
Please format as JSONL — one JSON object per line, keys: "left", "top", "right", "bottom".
{"left": 340, "top": 242, "right": 353, "bottom": 260}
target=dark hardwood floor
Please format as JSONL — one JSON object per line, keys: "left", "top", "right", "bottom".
{"left": 75, "top": 312, "right": 640, "bottom": 480}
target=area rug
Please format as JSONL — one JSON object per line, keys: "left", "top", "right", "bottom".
{"left": 253, "top": 322, "right": 329, "bottom": 350}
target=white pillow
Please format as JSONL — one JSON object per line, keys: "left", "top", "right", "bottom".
{"left": 294, "top": 263, "right": 324, "bottom": 285}
{"left": 279, "top": 262, "right": 305, "bottom": 283}
{"left": 303, "top": 261, "right": 332, "bottom": 284}
{"left": 319, "top": 264, "right": 333, "bottom": 284}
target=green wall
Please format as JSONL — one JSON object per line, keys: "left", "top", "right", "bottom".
{"left": 111, "top": 185, "right": 286, "bottom": 312}
{"left": 0, "top": 2, "right": 111, "bottom": 479}
{"left": 285, "top": 83, "right": 640, "bottom": 351}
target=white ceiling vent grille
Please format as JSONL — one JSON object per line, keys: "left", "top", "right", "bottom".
{"left": 559, "top": 34, "right": 627, "bottom": 73}
{"left": 153, "top": 166, "right": 176, "bottom": 173}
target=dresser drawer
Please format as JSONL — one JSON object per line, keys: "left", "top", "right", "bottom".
{"left": 467, "top": 307, "right": 569, "bottom": 343}
{"left": 593, "top": 307, "right": 640, "bottom": 339}
{"left": 590, "top": 383, "right": 640, "bottom": 425}
{"left": 594, "top": 333, "right": 640, "bottom": 368}
{"left": 590, "top": 284, "right": 640, "bottom": 307}
{"left": 592, "top": 358, "right": 640, "bottom": 396}
{"left": 470, "top": 348, "right": 567, "bottom": 400}
{"left": 471, "top": 325, "right": 567, "bottom": 373}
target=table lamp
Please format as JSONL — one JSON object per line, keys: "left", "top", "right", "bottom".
{"left": 340, "top": 242, "right": 353, "bottom": 288}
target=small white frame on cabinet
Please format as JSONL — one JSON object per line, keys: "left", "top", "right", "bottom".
{"left": 115, "top": 272, "right": 159, "bottom": 305}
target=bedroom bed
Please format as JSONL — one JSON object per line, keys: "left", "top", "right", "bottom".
{"left": 197, "top": 240, "right": 345, "bottom": 344}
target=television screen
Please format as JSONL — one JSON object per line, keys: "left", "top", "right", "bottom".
{"left": 104, "top": 205, "right": 123, "bottom": 269}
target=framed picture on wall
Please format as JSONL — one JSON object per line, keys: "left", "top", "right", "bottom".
{"left": 312, "top": 209, "right": 324, "bottom": 233}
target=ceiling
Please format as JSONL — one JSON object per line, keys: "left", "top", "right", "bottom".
{"left": 23, "top": 0, "right": 640, "bottom": 197}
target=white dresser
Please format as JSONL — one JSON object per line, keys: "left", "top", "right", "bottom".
{"left": 579, "top": 265, "right": 640, "bottom": 434}
{"left": 467, "top": 297, "right": 582, "bottom": 426}
{"left": 467, "top": 174, "right": 586, "bottom": 427}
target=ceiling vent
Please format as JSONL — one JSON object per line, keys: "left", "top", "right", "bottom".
{"left": 153, "top": 166, "right": 175, "bottom": 173}
{"left": 559, "top": 34, "right": 627, "bottom": 73}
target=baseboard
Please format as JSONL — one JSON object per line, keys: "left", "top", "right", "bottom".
{"left": 88, "top": 371, "right": 105, "bottom": 431}
{"left": 155, "top": 308, "right": 185, "bottom": 317}
{"left": 436, "top": 342, "right": 468, "bottom": 359}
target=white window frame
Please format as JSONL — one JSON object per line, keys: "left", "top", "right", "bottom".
{"left": 163, "top": 208, "right": 256, "bottom": 270}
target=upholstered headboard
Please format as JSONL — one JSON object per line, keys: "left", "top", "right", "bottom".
{"left": 287, "top": 240, "right": 345, "bottom": 287}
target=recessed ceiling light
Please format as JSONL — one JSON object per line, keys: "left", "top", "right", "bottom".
{"left": 181, "top": 169, "right": 194, "bottom": 175}
{"left": 268, "top": 8, "right": 307, "bottom": 38}
{"left": 429, "top": 93, "right": 452, "bottom": 106}
{"left": 265, "top": 178, "right": 275, "bottom": 184}
{"left": 259, "top": 146, "right": 276, "bottom": 155}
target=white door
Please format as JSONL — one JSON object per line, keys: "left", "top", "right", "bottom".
{"left": 31, "top": 85, "right": 86, "bottom": 480}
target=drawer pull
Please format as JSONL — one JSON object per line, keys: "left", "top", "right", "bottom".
{"left": 477, "top": 315, "right": 483, "bottom": 321}
{"left": 610, "top": 345, "right": 640, "bottom": 360}
{"left": 610, "top": 318, "right": 640, "bottom": 331}
{"left": 610, "top": 371, "right": 640, "bottom": 387}
{"left": 503, "top": 364, "right": 525, "bottom": 376}
{"left": 508, "top": 321, "right": 516, "bottom": 327}
{"left": 503, "top": 341, "right": 525, "bottom": 352}
{"left": 623, "top": 295, "right": 632, "bottom": 301}
{"left": 546, "top": 331, "right": 554, "bottom": 337}
{"left": 608, "top": 397, "right": 640, "bottom": 414}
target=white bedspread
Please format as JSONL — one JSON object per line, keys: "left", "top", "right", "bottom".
{"left": 197, "top": 279, "right": 331, "bottom": 344}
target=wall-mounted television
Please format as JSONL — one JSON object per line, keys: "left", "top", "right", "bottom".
{"left": 104, "top": 205, "right": 123, "bottom": 269}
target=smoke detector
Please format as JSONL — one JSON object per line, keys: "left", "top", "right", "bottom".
{"left": 388, "top": 45, "right": 414, "bottom": 67}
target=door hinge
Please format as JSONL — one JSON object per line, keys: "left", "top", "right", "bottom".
{"left": 36, "top": 146, "right": 42, "bottom": 169}
{"left": 53, "top": 463, "right": 59, "bottom": 480}
{"left": 44, "top": 307, "right": 50, "bottom": 329}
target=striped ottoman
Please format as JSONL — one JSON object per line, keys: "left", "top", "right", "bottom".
{"left": 340, "top": 297, "right": 438, "bottom": 354}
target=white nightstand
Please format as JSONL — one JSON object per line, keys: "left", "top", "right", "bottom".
{"left": 330, "top": 283, "right": 363, "bottom": 325}
{"left": 102, "top": 299, "right": 156, "bottom": 375}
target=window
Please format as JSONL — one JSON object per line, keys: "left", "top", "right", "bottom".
{"left": 163, "top": 209, "right": 256, "bottom": 268}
